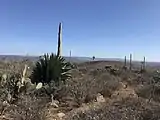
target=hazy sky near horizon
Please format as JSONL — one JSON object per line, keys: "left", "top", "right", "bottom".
{"left": 0, "top": 0, "right": 160, "bottom": 61}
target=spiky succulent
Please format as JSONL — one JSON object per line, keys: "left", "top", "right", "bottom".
{"left": 30, "top": 53, "right": 72, "bottom": 85}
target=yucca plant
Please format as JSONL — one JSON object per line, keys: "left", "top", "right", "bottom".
{"left": 30, "top": 53, "right": 72, "bottom": 86}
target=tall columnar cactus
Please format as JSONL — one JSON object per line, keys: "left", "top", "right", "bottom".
{"left": 140, "top": 61, "right": 143, "bottom": 72}
{"left": 124, "top": 56, "right": 127, "bottom": 67}
{"left": 57, "top": 22, "right": 62, "bottom": 57}
{"left": 123, "top": 56, "right": 127, "bottom": 70}
{"left": 143, "top": 56, "right": 146, "bottom": 70}
{"left": 141, "top": 56, "right": 146, "bottom": 72}
{"left": 129, "top": 54, "right": 132, "bottom": 70}
{"left": 69, "top": 50, "right": 72, "bottom": 62}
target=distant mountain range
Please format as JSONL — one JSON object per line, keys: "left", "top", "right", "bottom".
{"left": 0, "top": 55, "right": 160, "bottom": 68}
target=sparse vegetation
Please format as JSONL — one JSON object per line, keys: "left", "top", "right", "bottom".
{"left": 0, "top": 58, "right": 160, "bottom": 120}
{"left": 0, "top": 23, "right": 160, "bottom": 120}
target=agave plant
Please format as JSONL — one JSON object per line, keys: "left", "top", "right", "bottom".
{"left": 30, "top": 53, "right": 72, "bottom": 86}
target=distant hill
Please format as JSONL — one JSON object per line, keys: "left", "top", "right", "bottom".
{"left": 0, "top": 55, "right": 160, "bottom": 67}
{"left": 0, "top": 55, "right": 126, "bottom": 63}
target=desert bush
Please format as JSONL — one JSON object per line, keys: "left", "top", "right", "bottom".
{"left": 136, "top": 71, "right": 160, "bottom": 102}
{"left": 59, "top": 72, "right": 121, "bottom": 106}
{"left": 0, "top": 59, "right": 33, "bottom": 77}
{"left": 136, "top": 84, "right": 160, "bottom": 102}
{"left": 66, "top": 97, "right": 160, "bottom": 120}
{"left": 0, "top": 73, "right": 24, "bottom": 103}
{"left": 136, "top": 85, "right": 152, "bottom": 99}
{"left": 0, "top": 74, "right": 46, "bottom": 120}
{"left": 0, "top": 95, "right": 49, "bottom": 120}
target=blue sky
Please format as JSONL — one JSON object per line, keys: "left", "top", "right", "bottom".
{"left": 0, "top": 0, "right": 160, "bottom": 61}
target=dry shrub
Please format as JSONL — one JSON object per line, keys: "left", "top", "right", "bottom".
{"left": 136, "top": 85, "right": 152, "bottom": 99}
{"left": 66, "top": 97, "right": 160, "bottom": 120}
{"left": 1, "top": 94, "right": 49, "bottom": 120}
{"left": 136, "top": 85, "right": 160, "bottom": 102}
{"left": 0, "top": 60, "right": 34, "bottom": 76}
{"left": 58, "top": 71, "right": 121, "bottom": 106}
{"left": 119, "top": 70, "right": 140, "bottom": 86}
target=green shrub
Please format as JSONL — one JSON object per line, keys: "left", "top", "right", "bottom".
{"left": 30, "top": 53, "right": 72, "bottom": 92}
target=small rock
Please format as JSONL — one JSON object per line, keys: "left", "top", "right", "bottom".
{"left": 2, "top": 101, "right": 9, "bottom": 107}
{"left": 2, "top": 74, "right": 7, "bottom": 81}
{"left": 51, "top": 103, "right": 59, "bottom": 108}
{"left": 36, "top": 82, "right": 43, "bottom": 89}
{"left": 96, "top": 93, "right": 105, "bottom": 103}
{"left": 57, "top": 112, "right": 65, "bottom": 118}
{"left": 119, "top": 82, "right": 127, "bottom": 89}
{"left": 51, "top": 100, "right": 59, "bottom": 108}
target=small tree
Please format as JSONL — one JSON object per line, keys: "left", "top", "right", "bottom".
{"left": 92, "top": 56, "right": 95, "bottom": 61}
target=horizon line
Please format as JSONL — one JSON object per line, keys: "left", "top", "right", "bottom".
{"left": 0, "top": 54, "right": 159, "bottom": 63}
